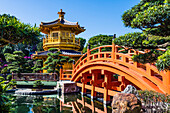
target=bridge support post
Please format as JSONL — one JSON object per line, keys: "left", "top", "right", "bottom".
{"left": 118, "top": 76, "right": 125, "bottom": 91}
{"left": 82, "top": 96, "right": 85, "bottom": 110}
{"left": 91, "top": 100, "right": 95, "bottom": 113}
{"left": 103, "top": 74, "right": 111, "bottom": 105}
{"left": 91, "top": 73, "right": 97, "bottom": 100}
{"left": 81, "top": 74, "right": 87, "bottom": 95}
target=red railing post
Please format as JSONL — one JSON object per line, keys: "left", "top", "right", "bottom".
{"left": 87, "top": 43, "right": 91, "bottom": 62}
{"left": 146, "top": 64, "right": 152, "bottom": 76}
{"left": 163, "top": 70, "right": 170, "bottom": 94}
{"left": 112, "top": 34, "right": 116, "bottom": 61}
{"left": 98, "top": 47, "right": 101, "bottom": 58}
{"left": 134, "top": 51, "right": 139, "bottom": 67}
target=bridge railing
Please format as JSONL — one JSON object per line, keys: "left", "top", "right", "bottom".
{"left": 72, "top": 43, "right": 170, "bottom": 94}
{"left": 113, "top": 47, "right": 170, "bottom": 93}
{"left": 60, "top": 70, "right": 73, "bottom": 80}
{"left": 73, "top": 45, "right": 113, "bottom": 74}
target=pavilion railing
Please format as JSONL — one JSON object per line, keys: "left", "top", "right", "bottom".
{"left": 43, "top": 37, "right": 80, "bottom": 45}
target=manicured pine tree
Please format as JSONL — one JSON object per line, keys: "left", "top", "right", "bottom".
{"left": 43, "top": 48, "right": 73, "bottom": 80}
{"left": 114, "top": 0, "right": 170, "bottom": 71}
{"left": 32, "top": 59, "right": 43, "bottom": 73}
{"left": 4, "top": 51, "right": 32, "bottom": 75}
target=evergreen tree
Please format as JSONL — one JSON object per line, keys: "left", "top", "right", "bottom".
{"left": 0, "top": 14, "right": 40, "bottom": 47}
{"left": 83, "top": 34, "right": 113, "bottom": 53}
{"left": 43, "top": 48, "right": 73, "bottom": 79}
{"left": 4, "top": 51, "right": 32, "bottom": 74}
{"left": 32, "top": 59, "right": 43, "bottom": 73}
{"left": 114, "top": 0, "right": 170, "bottom": 71}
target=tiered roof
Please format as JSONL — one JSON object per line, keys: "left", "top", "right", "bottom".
{"left": 40, "top": 9, "right": 85, "bottom": 35}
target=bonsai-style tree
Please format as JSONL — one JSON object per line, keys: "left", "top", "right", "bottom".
{"left": 0, "top": 14, "right": 40, "bottom": 47}
{"left": 4, "top": 51, "right": 32, "bottom": 75}
{"left": 33, "top": 80, "right": 44, "bottom": 89}
{"left": 114, "top": 0, "right": 170, "bottom": 71}
{"left": 83, "top": 34, "right": 113, "bottom": 53}
{"left": 43, "top": 48, "right": 73, "bottom": 80}
{"left": 32, "top": 59, "right": 43, "bottom": 73}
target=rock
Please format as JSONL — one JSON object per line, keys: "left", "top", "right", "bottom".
{"left": 121, "top": 85, "right": 138, "bottom": 97}
{"left": 62, "top": 83, "right": 79, "bottom": 94}
{"left": 112, "top": 93, "right": 142, "bottom": 113}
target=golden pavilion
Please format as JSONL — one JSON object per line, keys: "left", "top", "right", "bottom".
{"left": 33, "top": 9, "right": 85, "bottom": 73}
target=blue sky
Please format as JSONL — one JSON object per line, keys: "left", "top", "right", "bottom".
{"left": 0, "top": 0, "right": 141, "bottom": 41}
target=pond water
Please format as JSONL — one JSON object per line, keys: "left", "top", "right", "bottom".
{"left": 11, "top": 93, "right": 112, "bottom": 113}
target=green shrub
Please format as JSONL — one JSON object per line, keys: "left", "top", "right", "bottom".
{"left": 7, "top": 74, "right": 12, "bottom": 81}
{"left": 33, "top": 80, "right": 44, "bottom": 88}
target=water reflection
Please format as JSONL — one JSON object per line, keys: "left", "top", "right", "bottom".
{"left": 11, "top": 93, "right": 112, "bottom": 113}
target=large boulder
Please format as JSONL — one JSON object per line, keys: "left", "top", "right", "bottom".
{"left": 121, "top": 85, "right": 138, "bottom": 97}
{"left": 112, "top": 93, "right": 142, "bottom": 113}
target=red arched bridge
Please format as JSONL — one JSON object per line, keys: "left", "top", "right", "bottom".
{"left": 60, "top": 43, "right": 170, "bottom": 103}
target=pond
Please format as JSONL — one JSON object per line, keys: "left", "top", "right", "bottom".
{"left": 11, "top": 93, "right": 112, "bottom": 113}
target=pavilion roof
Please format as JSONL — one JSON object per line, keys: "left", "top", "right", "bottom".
{"left": 40, "top": 9, "right": 85, "bottom": 34}
{"left": 33, "top": 49, "right": 82, "bottom": 58}
{"left": 41, "top": 18, "right": 77, "bottom": 26}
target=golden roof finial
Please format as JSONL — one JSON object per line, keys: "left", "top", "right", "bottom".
{"left": 58, "top": 9, "right": 65, "bottom": 19}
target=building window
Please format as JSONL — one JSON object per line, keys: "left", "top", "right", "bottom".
{"left": 66, "top": 32, "right": 69, "bottom": 37}
{"left": 53, "top": 33, "right": 58, "bottom": 38}
{"left": 62, "top": 32, "right": 65, "bottom": 37}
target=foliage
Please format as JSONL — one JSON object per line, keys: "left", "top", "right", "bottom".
{"left": 0, "top": 14, "right": 40, "bottom": 47}
{"left": 137, "top": 90, "right": 170, "bottom": 112}
{"left": 0, "top": 76, "right": 16, "bottom": 112}
{"left": 7, "top": 74, "right": 12, "bottom": 81}
{"left": 114, "top": 0, "right": 170, "bottom": 70}
{"left": 115, "top": 32, "right": 170, "bottom": 50}
{"left": 33, "top": 80, "right": 44, "bottom": 88}
{"left": 2, "top": 45, "right": 14, "bottom": 54}
{"left": 37, "top": 40, "right": 44, "bottom": 51}
{"left": 122, "top": 0, "right": 169, "bottom": 37}
{"left": 83, "top": 34, "right": 113, "bottom": 53}
{"left": 32, "top": 59, "right": 43, "bottom": 73}
{"left": 77, "top": 37, "right": 86, "bottom": 51}
{"left": 43, "top": 48, "right": 73, "bottom": 79}
{"left": 156, "top": 49, "right": 170, "bottom": 71}
{"left": 4, "top": 51, "right": 33, "bottom": 74}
